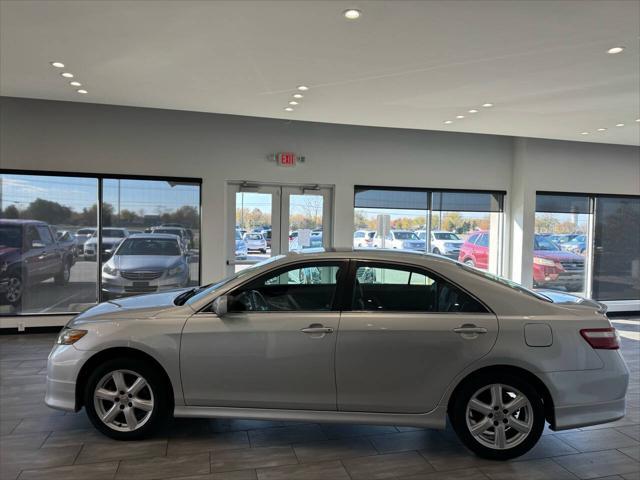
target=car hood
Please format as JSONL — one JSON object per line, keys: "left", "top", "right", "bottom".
{"left": 0, "top": 247, "right": 20, "bottom": 261}
{"left": 534, "top": 250, "right": 583, "bottom": 261}
{"left": 113, "top": 255, "right": 182, "bottom": 270}
{"left": 68, "top": 288, "right": 191, "bottom": 326}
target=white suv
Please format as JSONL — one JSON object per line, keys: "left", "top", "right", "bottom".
{"left": 416, "top": 230, "right": 464, "bottom": 259}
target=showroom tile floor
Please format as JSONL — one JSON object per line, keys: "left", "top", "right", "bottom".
{"left": 0, "top": 319, "right": 638, "bottom": 480}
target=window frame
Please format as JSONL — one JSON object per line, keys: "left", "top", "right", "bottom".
{"left": 0, "top": 168, "right": 202, "bottom": 317}
{"left": 342, "top": 259, "right": 492, "bottom": 315}
{"left": 210, "top": 259, "right": 350, "bottom": 314}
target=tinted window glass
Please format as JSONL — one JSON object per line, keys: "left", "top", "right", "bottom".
{"left": 467, "top": 233, "right": 479, "bottom": 244}
{"left": 0, "top": 225, "right": 22, "bottom": 248}
{"left": 36, "top": 226, "right": 53, "bottom": 245}
{"left": 353, "top": 263, "right": 486, "bottom": 313}
{"left": 103, "top": 229, "right": 127, "bottom": 238}
{"left": 228, "top": 262, "right": 344, "bottom": 312}
{"left": 534, "top": 236, "right": 560, "bottom": 251}
{"left": 433, "top": 232, "right": 461, "bottom": 240}
{"left": 393, "top": 231, "right": 419, "bottom": 240}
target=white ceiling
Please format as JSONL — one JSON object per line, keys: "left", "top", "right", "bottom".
{"left": 1, "top": 0, "right": 639, "bottom": 146}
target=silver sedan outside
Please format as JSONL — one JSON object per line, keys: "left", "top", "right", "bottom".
{"left": 45, "top": 249, "right": 629, "bottom": 460}
{"left": 101, "top": 234, "right": 189, "bottom": 298}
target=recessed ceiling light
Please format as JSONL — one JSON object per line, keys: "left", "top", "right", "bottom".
{"left": 76, "top": 89, "right": 88, "bottom": 94}
{"left": 69, "top": 81, "right": 82, "bottom": 87}
{"left": 444, "top": 120, "right": 453, "bottom": 124}
{"left": 297, "top": 85, "right": 309, "bottom": 91}
{"left": 293, "top": 93, "right": 303, "bottom": 99}
{"left": 482, "top": 103, "right": 493, "bottom": 108}
{"left": 284, "top": 107, "right": 294, "bottom": 111}
{"left": 607, "top": 46, "right": 625, "bottom": 54}
{"left": 61, "top": 72, "right": 74, "bottom": 78}
{"left": 580, "top": 131, "right": 589, "bottom": 135}
{"left": 288, "top": 101, "right": 299, "bottom": 105}
{"left": 468, "top": 109, "right": 478, "bottom": 113}
{"left": 635, "top": 118, "right": 640, "bottom": 122}
{"left": 597, "top": 128, "right": 607, "bottom": 131}
{"left": 456, "top": 115, "right": 465, "bottom": 119}
{"left": 50, "top": 62, "right": 65, "bottom": 68}
{"left": 616, "top": 123, "right": 625, "bottom": 127}
{"left": 343, "top": 9, "right": 362, "bottom": 20}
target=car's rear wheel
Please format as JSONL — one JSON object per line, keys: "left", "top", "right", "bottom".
{"left": 54, "top": 261, "right": 71, "bottom": 285}
{"left": 450, "top": 372, "right": 544, "bottom": 460}
{"left": 84, "top": 358, "right": 168, "bottom": 440}
{"left": 464, "top": 259, "right": 475, "bottom": 267}
{"left": 3, "top": 272, "right": 23, "bottom": 306}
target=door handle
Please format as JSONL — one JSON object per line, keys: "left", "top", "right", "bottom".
{"left": 454, "top": 325, "right": 488, "bottom": 335}
{"left": 301, "top": 324, "right": 334, "bottom": 334}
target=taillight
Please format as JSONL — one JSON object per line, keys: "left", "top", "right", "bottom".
{"left": 580, "top": 327, "right": 620, "bottom": 350}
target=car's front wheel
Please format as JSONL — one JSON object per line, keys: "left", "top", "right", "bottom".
{"left": 84, "top": 358, "right": 168, "bottom": 440}
{"left": 450, "top": 372, "right": 544, "bottom": 460}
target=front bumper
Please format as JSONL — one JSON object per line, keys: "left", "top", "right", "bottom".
{"left": 45, "top": 344, "right": 93, "bottom": 412}
{"left": 102, "top": 270, "right": 189, "bottom": 295}
{"left": 541, "top": 349, "right": 629, "bottom": 430}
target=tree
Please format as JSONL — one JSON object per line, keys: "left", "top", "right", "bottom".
{"left": 2, "top": 205, "right": 20, "bottom": 219}
{"left": 23, "top": 198, "right": 72, "bottom": 224}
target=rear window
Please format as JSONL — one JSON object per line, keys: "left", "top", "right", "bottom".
{"left": 103, "top": 229, "right": 126, "bottom": 238}
{"left": 457, "top": 262, "right": 551, "bottom": 302}
{"left": 247, "top": 234, "right": 262, "bottom": 240}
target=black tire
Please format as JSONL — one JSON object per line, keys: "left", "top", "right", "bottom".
{"left": 3, "top": 271, "right": 23, "bottom": 306}
{"left": 84, "top": 357, "right": 169, "bottom": 440}
{"left": 449, "top": 371, "right": 545, "bottom": 460}
{"left": 54, "top": 260, "right": 71, "bottom": 285}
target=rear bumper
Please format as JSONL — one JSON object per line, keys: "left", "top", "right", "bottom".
{"left": 540, "top": 349, "right": 629, "bottom": 430}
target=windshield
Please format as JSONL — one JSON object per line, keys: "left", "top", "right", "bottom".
{"left": 116, "top": 238, "right": 181, "bottom": 256}
{"left": 184, "top": 256, "right": 284, "bottom": 306}
{"left": 76, "top": 229, "right": 95, "bottom": 235}
{"left": 394, "top": 231, "right": 419, "bottom": 240}
{"left": 434, "top": 232, "right": 461, "bottom": 240}
{"left": 102, "top": 229, "right": 126, "bottom": 238}
{"left": 0, "top": 225, "right": 22, "bottom": 249}
{"left": 247, "top": 234, "right": 262, "bottom": 240}
{"left": 534, "top": 236, "right": 560, "bottom": 251}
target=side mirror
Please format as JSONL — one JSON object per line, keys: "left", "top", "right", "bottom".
{"left": 212, "top": 295, "right": 228, "bottom": 316}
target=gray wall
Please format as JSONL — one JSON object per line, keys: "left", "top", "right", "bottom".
{"left": 1, "top": 97, "right": 639, "bottom": 325}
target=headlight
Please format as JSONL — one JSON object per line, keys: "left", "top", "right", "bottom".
{"left": 533, "top": 257, "right": 557, "bottom": 267}
{"left": 57, "top": 328, "right": 87, "bottom": 345}
{"left": 102, "top": 264, "right": 118, "bottom": 275}
{"left": 168, "top": 264, "right": 186, "bottom": 276}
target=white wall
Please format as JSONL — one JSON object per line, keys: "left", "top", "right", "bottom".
{"left": 1, "top": 97, "right": 638, "bottom": 326}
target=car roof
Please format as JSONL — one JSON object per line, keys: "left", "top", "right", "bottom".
{"left": 0, "top": 219, "right": 48, "bottom": 226}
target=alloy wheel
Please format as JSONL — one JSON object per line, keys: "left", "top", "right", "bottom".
{"left": 6, "top": 276, "right": 22, "bottom": 303}
{"left": 93, "top": 369, "right": 154, "bottom": 432}
{"left": 465, "top": 383, "right": 533, "bottom": 450}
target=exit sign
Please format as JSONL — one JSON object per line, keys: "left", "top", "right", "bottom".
{"left": 277, "top": 152, "right": 297, "bottom": 167}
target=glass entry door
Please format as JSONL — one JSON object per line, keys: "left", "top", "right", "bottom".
{"left": 227, "top": 183, "right": 332, "bottom": 273}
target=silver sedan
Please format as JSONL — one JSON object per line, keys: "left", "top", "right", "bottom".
{"left": 45, "top": 249, "right": 629, "bottom": 460}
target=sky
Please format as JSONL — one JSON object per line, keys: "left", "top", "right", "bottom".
{"left": 1, "top": 174, "right": 200, "bottom": 215}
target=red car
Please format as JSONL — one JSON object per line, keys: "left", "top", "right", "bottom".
{"left": 458, "top": 231, "right": 584, "bottom": 291}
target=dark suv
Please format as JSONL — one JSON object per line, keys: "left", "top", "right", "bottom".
{"left": 0, "top": 219, "right": 74, "bottom": 306}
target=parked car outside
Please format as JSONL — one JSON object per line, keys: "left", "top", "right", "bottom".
{"left": 548, "top": 233, "right": 580, "bottom": 248}
{"left": 374, "top": 230, "right": 426, "bottom": 251}
{"left": 244, "top": 232, "right": 267, "bottom": 253}
{"left": 353, "top": 229, "right": 376, "bottom": 248}
{"left": 235, "top": 231, "right": 248, "bottom": 260}
{"left": 416, "top": 230, "right": 464, "bottom": 259}
{"left": 84, "top": 228, "right": 130, "bottom": 260}
{"left": 74, "top": 228, "right": 96, "bottom": 251}
{"left": 562, "top": 234, "right": 587, "bottom": 255}
{"left": 160, "top": 224, "right": 194, "bottom": 246}
{"left": 151, "top": 227, "right": 190, "bottom": 250}
{"left": 0, "top": 219, "right": 73, "bottom": 305}
{"left": 55, "top": 230, "right": 79, "bottom": 262}
{"left": 46, "top": 249, "right": 628, "bottom": 461}
{"left": 458, "top": 232, "right": 585, "bottom": 291}
{"left": 101, "top": 234, "right": 189, "bottom": 298}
